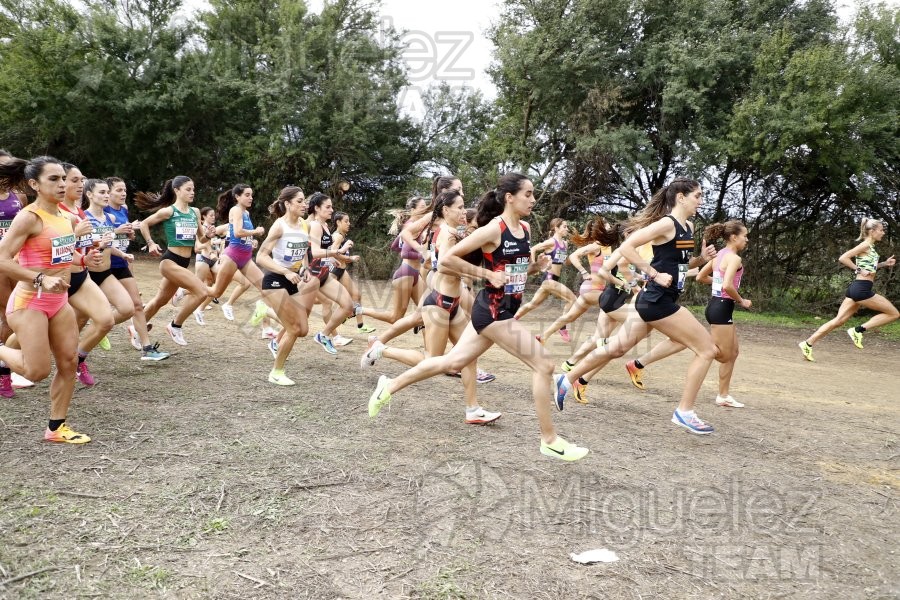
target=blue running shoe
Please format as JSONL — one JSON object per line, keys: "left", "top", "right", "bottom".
{"left": 554, "top": 374, "right": 571, "bottom": 411}
{"left": 314, "top": 332, "right": 337, "bottom": 355}
{"left": 671, "top": 410, "right": 714, "bottom": 435}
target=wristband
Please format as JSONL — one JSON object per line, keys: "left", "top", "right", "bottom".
{"left": 80, "top": 254, "right": 87, "bottom": 268}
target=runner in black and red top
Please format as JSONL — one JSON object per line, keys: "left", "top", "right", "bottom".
{"left": 367, "top": 173, "right": 589, "bottom": 462}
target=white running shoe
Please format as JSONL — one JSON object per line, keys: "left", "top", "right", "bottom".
{"left": 360, "top": 338, "right": 384, "bottom": 368}
{"left": 166, "top": 323, "right": 187, "bottom": 346}
{"left": 268, "top": 338, "right": 279, "bottom": 359}
{"left": 171, "top": 288, "right": 185, "bottom": 307}
{"left": 332, "top": 335, "right": 353, "bottom": 347}
{"left": 194, "top": 310, "right": 206, "bottom": 326}
{"left": 11, "top": 373, "right": 34, "bottom": 388}
{"left": 261, "top": 327, "right": 277, "bottom": 340}
{"left": 716, "top": 395, "right": 745, "bottom": 408}
{"left": 465, "top": 407, "right": 502, "bottom": 425}
{"left": 221, "top": 303, "right": 235, "bottom": 321}
{"left": 127, "top": 324, "right": 142, "bottom": 350}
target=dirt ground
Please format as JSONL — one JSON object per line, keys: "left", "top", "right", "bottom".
{"left": 1, "top": 258, "right": 898, "bottom": 599}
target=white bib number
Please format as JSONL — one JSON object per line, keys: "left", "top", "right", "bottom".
{"left": 504, "top": 260, "right": 528, "bottom": 295}
{"left": 711, "top": 273, "right": 724, "bottom": 297}
{"left": 0, "top": 219, "right": 11, "bottom": 240}
{"left": 51, "top": 234, "right": 76, "bottom": 265}
{"left": 175, "top": 225, "right": 195, "bottom": 241}
{"left": 677, "top": 264, "right": 688, "bottom": 291}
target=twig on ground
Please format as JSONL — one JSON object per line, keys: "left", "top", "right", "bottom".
{"left": 57, "top": 490, "right": 107, "bottom": 499}
{"left": 216, "top": 481, "right": 226, "bottom": 512}
{"left": 0, "top": 566, "right": 57, "bottom": 586}
{"left": 233, "top": 570, "right": 271, "bottom": 588}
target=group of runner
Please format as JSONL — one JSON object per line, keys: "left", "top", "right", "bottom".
{"left": 1, "top": 152, "right": 896, "bottom": 462}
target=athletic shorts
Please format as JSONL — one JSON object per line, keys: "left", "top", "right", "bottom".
{"left": 223, "top": 244, "right": 253, "bottom": 269}
{"left": 161, "top": 250, "right": 191, "bottom": 269}
{"left": 705, "top": 297, "right": 735, "bottom": 325}
{"left": 8, "top": 286, "right": 68, "bottom": 319}
{"left": 331, "top": 267, "right": 346, "bottom": 281}
{"left": 422, "top": 290, "right": 460, "bottom": 320}
{"left": 67, "top": 269, "right": 88, "bottom": 297}
{"left": 262, "top": 271, "right": 299, "bottom": 296}
{"left": 544, "top": 272, "right": 560, "bottom": 282}
{"left": 196, "top": 254, "right": 217, "bottom": 268}
{"left": 111, "top": 266, "right": 133, "bottom": 280}
{"left": 392, "top": 262, "right": 420, "bottom": 285}
{"left": 846, "top": 280, "right": 875, "bottom": 302}
{"left": 88, "top": 269, "right": 114, "bottom": 287}
{"left": 470, "top": 288, "right": 520, "bottom": 334}
{"left": 635, "top": 289, "right": 680, "bottom": 322}
{"left": 599, "top": 286, "right": 630, "bottom": 314}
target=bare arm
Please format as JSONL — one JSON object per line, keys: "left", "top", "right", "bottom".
{"left": 139, "top": 206, "right": 174, "bottom": 253}
{"left": 438, "top": 221, "right": 505, "bottom": 287}
{"left": 840, "top": 241, "right": 871, "bottom": 273}
{"left": 721, "top": 254, "right": 750, "bottom": 307}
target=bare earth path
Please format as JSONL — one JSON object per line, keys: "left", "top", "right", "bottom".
{"left": 1, "top": 259, "right": 897, "bottom": 598}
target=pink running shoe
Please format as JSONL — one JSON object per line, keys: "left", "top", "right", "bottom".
{"left": 76, "top": 361, "right": 96, "bottom": 386}
{"left": 0, "top": 374, "right": 14, "bottom": 398}
{"left": 559, "top": 328, "right": 571, "bottom": 343}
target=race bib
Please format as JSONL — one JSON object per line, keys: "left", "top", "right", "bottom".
{"left": 92, "top": 225, "right": 115, "bottom": 245}
{"left": 76, "top": 233, "right": 93, "bottom": 250}
{"left": 175, "top": 225, "right": 195, "bottom": 241}
{"left": 504, "top": 260, "right": 528, "bottom": 295}
{"left": 0, "top": 219, "right": 11, "bottom": 240}
{"left": 677, "top": 264, "right": 688, "bottom": 291}
{"left": 711, "top": 273, "right": 724, "bottom": 297}
{"left": 115, "top": 233, "right": 130, "bottom": 251}
{"left": 51, "top": 234, "right": 76, "bottom": 265}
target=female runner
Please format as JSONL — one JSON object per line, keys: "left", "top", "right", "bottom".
{"left": 136, "top": 176, "right": 214, "bottom": 346}
{"left": 368, "top": 173, "right": 589, "bottom": 461}
{"left": 799, "top": 218, "right": 897, "bottom": 361}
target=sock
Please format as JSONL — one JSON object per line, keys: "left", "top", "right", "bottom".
{"left": 466, "top": 406, "right": 480, "bottom": 414}
{"left": 78, "top": 355, "right": 86, "bottom": 364}
{"left": 560, "top": 327, "right": 566, "bottom": 332}
{"left": 0, "top": 366, "right": 9, "bottom": 375}
{"left": 171, "top": 321, "right": 182, "bottom": 329}
{"left": 358, "top": 323, "right": 364, "bottom": 329}
{"left": 577, "top": 377, "right": 589, "bottom": 386}
{"left": 48, "top": 419, "right": 65, "bottom": 431}
{"left": 676, "top": 408, "right": 694, "bottom": 417}
{"left": 634, "top": 359, "right": 644, "bottom": 369}
{"left": 599, "top": 338, "right": 609, "bottom": 346}
{"left": 855, "top": 325, "right": 866, "bottom": 333}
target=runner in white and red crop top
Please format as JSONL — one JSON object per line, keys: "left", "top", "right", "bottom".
{"left": 367, "top": 173, "right": 590, "bottom": 462}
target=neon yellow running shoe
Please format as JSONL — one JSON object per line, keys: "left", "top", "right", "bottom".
{"left": 847, "top": 327, "right": 864, "bottom": 349}
{"left": 357, "top": 324, "right": 376, "bottom": 334}
{"left": 574, "top": 381, "right": 589, "bottom": 404}
{"left": 561, "top": 360, "right": 574, "bottom": 373}
{"left": 249, "top": 300, "right": 269, "bottom": 327}
{"left": 268, "top": 369, "right": 295, "bottom": 386}
{"left": 98, "top": 336, "right": 111, "bottom": 351}
{"left": 44, "top": 423, "right": 91, "bottom": 444}
{"left": 798, "top": 341, "right": 815, "bottom": 362}
{"left": 368, "top": 375, "right": 392, "bottom": 418}
{"left": 540, "top": 435, "right": 589, "bottom": 461}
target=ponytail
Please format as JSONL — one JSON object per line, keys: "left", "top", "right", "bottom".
{"left": 858, "top": 217, "right": 881, "bottom": 241}
{"left": 216, "top": 183, "right": 250, "bottom": 223}
{"left": 268, "top": 186, "right": 304, "bottom": 220}
{"left": 0, "top": 155, "right": 63, "bottom": 198}
{"left": 476, "top": 172, "right": 529, "bottom": 227}
{"left": 570, "top": 216, "right": 621, "bottom": 247}
{"left": 135, "top": 175, "right": 192, "bottom": 212}
{"left": 704, "top": 220, "right": 745, "bottom": 244}
{"left": 627, "top": 178, "right": 700, "bottom": 232}
{"left": 388, "top": 196, "right": 425, "bottom": 235}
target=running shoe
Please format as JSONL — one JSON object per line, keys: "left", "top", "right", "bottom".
{"left": 413, "top": 325, "right": 425, "bottom": 335}
{"left": 798, "top": 340, "right": 815, "bottom": 362}
{"left": 360, "top": 338, "right": 384, "bottom": 368}
{"left": 221, "top": 303, "right": 235, "bottom": 321}
{"left": 561, "top": 360, "right": 575, "bottom": 373}
{"left": 261, "top": 327, "right": 277, "bottom": 340}
{"left": 44, "top": 423, "right": 91, "bottom": 444}
{"left": 98, "top": 336, "right": 111, "bottom": 351}
{"left": 465, "top": 407, "right": 502, "bottom": 425}
{"left": 194, "top": 310, "right": 206, "bottom": 326}
{"left": 444, "top": 371, "right": 462, "bottom": 378}
{"left": 332, "top": 335, "right": 353, "bottom": 347}
{"left": 76, "top": 361, "right": 96, "bottom": 386}
{"left": 715, "top": 395, "right": 744, "bottom": 408}
{"left": 574, "top": 381, "right": 589, "bottom": 404}
{"left": 212, "top": 297, "right": 220, "bottom": 304}
{"left": 249, "top": 300, "right": 269, "bottom": 327}
{"left": 540, "top": 435, "right": 589, "bottom": 461}
{"left": 314, "top": 332, "right": 337, "bottom": 355}
{"left": 268, "top": 369, "right": 295, "bottom": 386}
{"left": 847, "top": 327, "right": 864, "bottom": 349}
{"left": 357, "top": 324, "right": 376, "bottom": 334}
{"left": 671, "top": 410, "right": 714, "bottom": 434}
{"left": 368, "top": 375, "right": 392, "bottom": 417}
{"left": 167, "top": 323, "right": 187, "bottom": 346}
{"left": 127, "top": 324, "right": 142, "bottom": 350}
{"left": 171, "top": 288, "right": 185, "bottom": 307}
{"left": 554, "top": 374, "right": 571, "bottom": 411}
{"left": 268, "top": 338, "right": 279, "bottom": 358}
{"left": 625, "top": 360, "right": 645, "bottom": 390}
{"left": 476, "top": 369, "right": 496, "bottom": 384}
{"left": 11, "top": 373, "right": 34, "bottom": 388}
{"left": 0, "top": 374, "right": 14, "bottom": 398}
{"left": 141, "top": 343, "right": 170, "bottom": 361}
{"left": 559, "top": 328, "right": 571, "bottom": 343}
